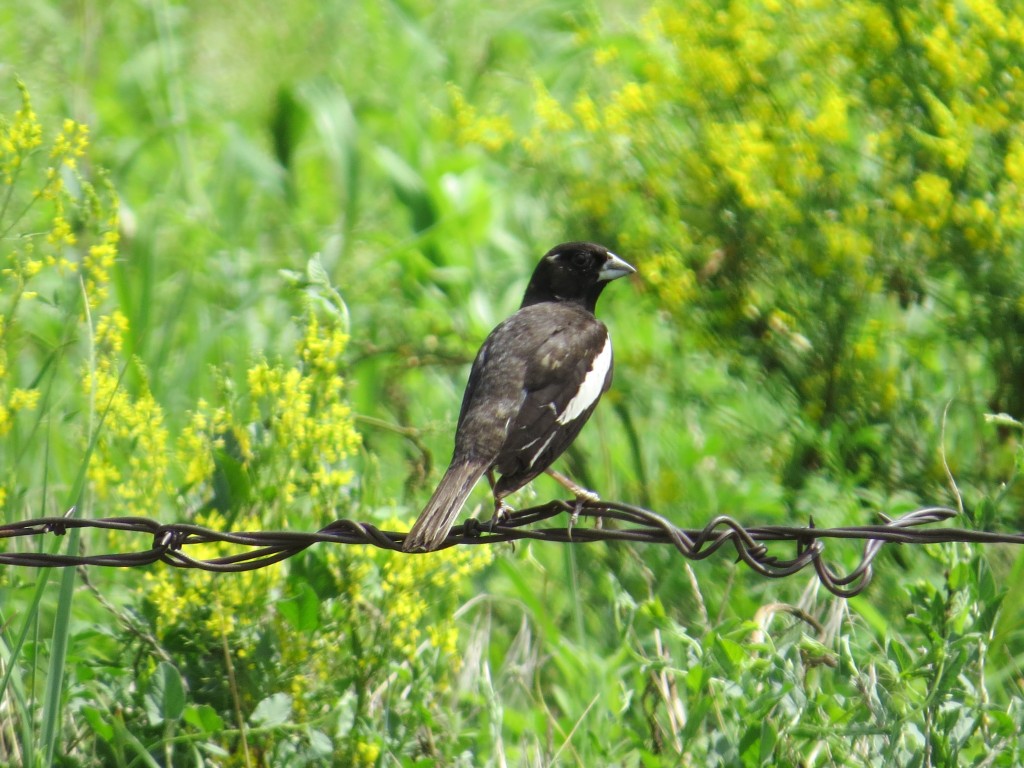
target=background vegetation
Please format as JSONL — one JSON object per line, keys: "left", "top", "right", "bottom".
{"left": 2, "top": 0, "right": 1023, "bottom": 765}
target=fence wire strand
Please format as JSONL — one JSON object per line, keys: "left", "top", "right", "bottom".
{"left": 0, "top": 501, "right": 1016, "bottom": 597}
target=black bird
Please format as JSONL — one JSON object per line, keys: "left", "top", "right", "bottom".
{"left": 403, "top": 242, "right": 635, "bottom": 552}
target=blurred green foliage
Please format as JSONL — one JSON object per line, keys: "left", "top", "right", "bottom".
{"left": 1, "top": 0, "right": 1023, "bottom": 765}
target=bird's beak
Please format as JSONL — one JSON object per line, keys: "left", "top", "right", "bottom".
{"left": 598, "top": 251, "right": 636, "bottom": 282}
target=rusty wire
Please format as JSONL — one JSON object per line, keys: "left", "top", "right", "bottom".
{"left": 0, "top": 500, "right": 1014, "bottom": 597}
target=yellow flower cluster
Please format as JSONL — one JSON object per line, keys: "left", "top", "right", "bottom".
{"left": 247, "top": 361, "right": 360, "bottom": 508}
{"left": 175, "top": 399, "right": 235, "bottom": 489}
{"left": 642, "top": 250, "right": 696, "bottom": 310}
{"left": 129, "top": 309, "right": 367, "bottom": 716}
{"left": 1, "top": 83, "right": 124, "bottom": 497}
{"left": 445, "top": 83, "right": 515, "bottom": 153}
{"left": 452, "top": 0, "right": 1024, "bottom": 438}
{"left": 351, "top": 741, "right": 382, "bottom": 766}
{"left": 137, "top": 313, "right": 363, "bottom": 670}
{"left": 84, "top": 359, "right": 174, "bottom": 513}
{"left": 141, "top": 511, "right": 283, "bottom": 641}
{"left": 707, "top": 120, "right": 791, "bottom": 216}
{"left": 49, "top": 118, "right": 89, "bottom": 166}
{"left": 94, "top": 310, "right": 129, "bottom": 354}
{"left": 374, "top": 519, "right": 493, "bottom": 661}
{"left": 0, "top": 385, "right": 40, "bottom": 437}
{"left": 1007, "top": 139, "right": 1024, "bottom": 184}
{"left": 808, "top": 91, "right": 850, "bottom": 143}
{"left": 1, "top": 81, "right": 115, "bottom": 311}
{"left": 158, "top": 305, "right": 362, "bottom": 527}
{"left": 83, "top": 226, "right": 121, "bottom": 308}
{"left": 0, "top": 79, "right": 42, "bottom": 184}
{"left": 531, "top": 78, "right": 574, "bottom": 133}
{"left": 298, "top": 312, "right": 350, "bottom": 377}
{"left": 819, "top": 221, "right": 873, "bottom": 277}
{"left": 38, "top": 115, "right": 94, "bottom": 257}
{"left": 572, "top": 93, "right": 601, "bottom": 133}
{"left": 890, "top": 173, "right": 954, "bottom": 234}
{"left": 518, "top": 78, "right": 576, "bottom": 156}
{"left": 603, "top": 81, "right": 656, "bottom": 133}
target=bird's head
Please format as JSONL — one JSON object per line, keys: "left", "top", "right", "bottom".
{"left": 521, "top": 242, "right": 636, "bottom": 311}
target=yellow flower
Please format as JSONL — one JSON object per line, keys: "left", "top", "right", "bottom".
{"left": 856, "top": 5, "right": 899, "bottom": 53}
{"left": 298, "top": 313, "right": 351, "bottom": 376}
{"left": 444, "top": 83, "right": 514, "bottom": 152}
{"left": 83, "top": 225, "right": 121, "bottom": 307}
{"left": 1006, "top": 140, "right": 1024, "bottom": 184}
{"left": 88, "top": 459, "right": 122, "bottom": 498}
{"left": 0, "top": 80, "right": 43, "bottom": 183}
{"left": 377, "top": 516, "right": 493, "bottom": 662}
{"left": 605, "top": 82, "right": 654, "bottom": 131}
{"left": 9, "top": 387, "right": 39, "bottom": 412}
{"left": 573, "top": 93, "right": 601, "bottom": 133}
{"left": 83, "top": 360, "right": 173, "bottom": 514}
{"left": 353, "top": 741, "right": 381, "bottom": 766}
{"left": 524, "top": 78, "right": 573, "bottom": 153}
{"left": 808, "top": 92, "right": 849, "bottom": 142}
{"left": 177, "top": 408, "right": 217, "bottom": 487}
{"left": 593, "top": 45, "right": 619, "bottom": 66}
{"left": 912, "top": 172, "right": 953, "bottom": 230}
{"left": 50, "top": 119, "right": 89, "bottom": 165}
{"left": 95, "top": 310, "right": 129, "bottom": 353}
{"left": 47, "top": 211, "right": 76, "bottom": 246}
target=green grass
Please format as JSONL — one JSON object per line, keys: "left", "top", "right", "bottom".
{"left": 2, "top": 0, "right": 1024, "bottom": 765}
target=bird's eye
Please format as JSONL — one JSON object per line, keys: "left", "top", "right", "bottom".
{"left": 569, "top": 251, "right": 590, "bottom": 268}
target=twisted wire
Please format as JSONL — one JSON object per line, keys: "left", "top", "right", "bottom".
{"left": 0, "top": 501, "right": 998, "bottom": 597}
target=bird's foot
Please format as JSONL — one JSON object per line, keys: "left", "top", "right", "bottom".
{"left": 568, "top": 496, "right": 589, "bottom": 533}
{"left": 546, "top": 468, "right": 599, "bottom": 503}
{"left": 486, "top": 498, "right": 513, "bottom": 532}
{"left": 546, "top": 468, "right": 599, "bottom": 530}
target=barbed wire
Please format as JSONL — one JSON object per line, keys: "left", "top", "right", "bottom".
{"left": 0, "top": 500, "right": 1016, "bottom": 597}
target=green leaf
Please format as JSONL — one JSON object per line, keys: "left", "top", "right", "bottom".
{"left": 183, "top": 704, "right": 225, "bottom": 734}
{"left": 81, "top": 706, "right": 115, "bottom": 742}
{"left": 374, "top": 146, "right": 437, "bottom": 235}
{"left": 714, "top": 635, "right": 747, "bottom": 672}
{"left": 306, "top": 253, "right": 331, "bottom": 288}
{"left": 759, "top": 718, "right": 779, "bottom": 764}
{"left": 269, "top": 85, "right": 306, "bottom": 177}
{"left": 308, "top": 729, "right": 333, "bottom": 756}
{"left": 144, "top": 662, "right": 187, "bottom": 724}
{"left": 278, "top": 582, "right": 321, "bottom": 633}
{"left": 251, "top": 692, "right": 293, "bottom": 727}
{"left": 947, "top": 561, "right": 970, "bottom": 590}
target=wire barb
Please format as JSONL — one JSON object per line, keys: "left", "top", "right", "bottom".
{"left": 0, "top": 502, "right": 989, "bottom": 597}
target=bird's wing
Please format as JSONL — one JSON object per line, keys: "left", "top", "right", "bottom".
{"left": 483, "top": 305, "right": 611, "bottom": 484}
{"left": 448, "top": 315, "right": 530, "bottom": 463}
{"left": 452, "top": 303, "right": 611, "bottom": 484}
{"left": 499, "top": 323, "right": 610, "bottom": 482}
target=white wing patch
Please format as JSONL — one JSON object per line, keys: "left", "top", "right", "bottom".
{"left": 528, "top": 432, "right": 557, "bottom": 470}
{"left": 557, "top": 335, "right": 612, "bottom": 425}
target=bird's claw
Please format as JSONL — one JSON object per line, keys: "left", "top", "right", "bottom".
{"left": 487, "top": 499, "right": 513, "bottom": 533}
{"left": 568, "top": 499, "right": 582, "bottom": 531}
{"left": 571, "top": 487, "right": 599, "bottom": 521}
{"left": 567, "top": 490, "right": 599, "bottom": 536}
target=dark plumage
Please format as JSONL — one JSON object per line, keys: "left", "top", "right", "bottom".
{"left": 403, "top": 242, "right": 635, "bottom": 552}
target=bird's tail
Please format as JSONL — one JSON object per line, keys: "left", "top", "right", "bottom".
{"left": 403, "top": 461, "right": 486, "bottom": 552}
